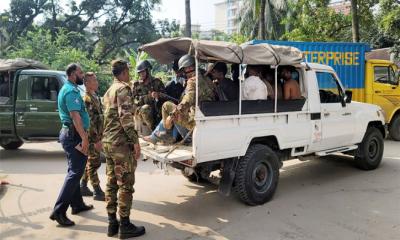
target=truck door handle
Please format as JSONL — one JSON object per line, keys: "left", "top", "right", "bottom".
{"left": 324, "top": 112, "right": 330, "bottom": 117}
{"left": 29, "top": 107, "right": 38, "bottom": 111}
{"left": 375, "top": 91, "right": 381, "bottom": 93}
{"left": 342, "top": 112, "right": 351, "bottom": 116}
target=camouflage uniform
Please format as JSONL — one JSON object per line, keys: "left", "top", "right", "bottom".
{"left": 132, "top": 77, "right": 165, "bottom": 132}
{"left": 102, "top": 78, "right": 138, "bottom": 218}
{"left": 81, "top": 92, "right": 103, "bottom": 187}
{"left": 163, "top": 72, "right": 216, "bottom": 130}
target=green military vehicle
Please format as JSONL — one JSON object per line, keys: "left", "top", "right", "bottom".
{"left": 0, "top": 58, "right": 84, "bottom": 150}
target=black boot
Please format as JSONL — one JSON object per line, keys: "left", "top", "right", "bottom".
{"left": 107, "top": 213, "right": 119, "bottom": 237}
{"left": 80, "top": 180, "right": 93, "bottom": 197}
{"left": 93, "top": 185, "right": 105, "bottom": 201}
{"left": 119, "top": 216, "right": 145, "bottom": 239}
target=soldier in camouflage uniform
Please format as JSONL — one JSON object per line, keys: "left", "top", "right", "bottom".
{"left": 80, "top": 72, "right": 105, "bottom": 201}
{"left": 102, "top": 60, "right": 145, "bottom": 238}
{"left": 132, "top": 60, "right": 166, "bottom": 136}
{"left": 143, "top": 55, "right": 217, "bottom": 144}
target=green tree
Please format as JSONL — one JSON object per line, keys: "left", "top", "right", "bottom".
{"left": 238, "top": 0, "right": 289, "bottom": 40}
{"left": 185, "top": 0, "right": 191, "bottom": 37}
{"left": 282, "top": 0, "right": 351, "bottom": 42}
{"left": 378, "top": 0, "right": 400, "bottom": 59}
{"left": 6, "top": 27, "right": 112, "bottom": 94}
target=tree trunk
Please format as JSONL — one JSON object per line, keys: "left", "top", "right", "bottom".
{"left": 351, "top": 0, "right": 360, "bottom": 42}
{"left": 259, "top": 0, "right": 266, "bottom": 40}
{"left": 185, "top": 0, "right": 191, "bottom": 37}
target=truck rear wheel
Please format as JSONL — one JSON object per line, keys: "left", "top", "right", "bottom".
{"left": 234, "top": 144, "right": 280, "bottom": 206}
{"left": 0, "top": 139, "right": 24, "bottom": 150}
{"left": 389, "top": 114, "right": 400, "bottom": 141}
{"left": 355, "top": 127, "right": 384, "bottom": 170}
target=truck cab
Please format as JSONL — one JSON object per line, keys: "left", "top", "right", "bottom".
{"left": 0, "top": 68, "right": 84, "bottom": 149}
{"left": 365, "top": 60, "right": 400, "bottom": 140}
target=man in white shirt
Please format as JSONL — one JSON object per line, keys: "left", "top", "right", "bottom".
{"left": 242, "top": 65, "right": 269, "bottom": 100}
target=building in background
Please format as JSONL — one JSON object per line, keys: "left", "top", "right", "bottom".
{"left": 329, "top": 0, "right": 351, "bottom": 15}
{"left": 214, "top": 0, "right": 241, "bottom": 35}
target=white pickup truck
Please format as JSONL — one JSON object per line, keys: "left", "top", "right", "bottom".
{"left": 138, "top": 38, "right": 386, "bottom": 206}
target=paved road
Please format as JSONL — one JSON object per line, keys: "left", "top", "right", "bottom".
{"left": 1, "top": 141, "right": 399, "bottom": 240}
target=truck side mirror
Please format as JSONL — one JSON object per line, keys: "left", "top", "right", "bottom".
{"left": 50, "top": 90, "right": 57, "bottom": 101}
{"left": 345, "top": 90, "right": 352, "bottom": 104}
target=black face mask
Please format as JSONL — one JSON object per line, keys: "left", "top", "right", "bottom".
{"left": 76, "top": 75, "right": 84, "bottom": 85}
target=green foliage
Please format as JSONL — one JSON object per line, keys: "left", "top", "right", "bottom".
{"left": 6, "top": 27, "right": 112, "bottom": 95}
{"left": 377, "top": 0, "right": 400, "bottom": 59}
{"left": 282, "top": 0, "right": 352, "bottom": 42}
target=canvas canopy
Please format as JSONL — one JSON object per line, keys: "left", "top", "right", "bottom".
{"left": 0, "top": 58, "right": 48, "bottom": 72}
{"left": 138, "top": 38, "right": 304, "bottom": 66}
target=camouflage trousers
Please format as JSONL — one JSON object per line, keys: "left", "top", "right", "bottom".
{"left": 104, "top": 143, "right": 137, "bottom": 218}
{"left": 81, "top": 144, "right": 101, "bottom": 187}
{"left": 162, "top": 101, "right": 195, "bottom": 130}
{"left": 134, "top": 104, "right": 154, "bottom": 136}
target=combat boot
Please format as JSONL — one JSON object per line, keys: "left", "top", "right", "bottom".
{"left": 119, "top": 217, "right": 145, "bottom": 239}
{"left": 80, "top": 180, "right": 93, "bottom": 196}
{"left": 107, "top": 213, "right": 119, "bottom": 237}
{"left": 93, "top": 185, "right": 105, "bottom": 201}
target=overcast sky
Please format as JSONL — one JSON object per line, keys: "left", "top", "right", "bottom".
{"left": 0, "top": 0, "right": 221, "bottom": 30}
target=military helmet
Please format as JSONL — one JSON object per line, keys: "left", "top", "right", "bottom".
{"left": 178, "top": 54, "right": 195, "bottom": 71}
{"left": 136, "top": 60, "right": 152, "bottom": 73}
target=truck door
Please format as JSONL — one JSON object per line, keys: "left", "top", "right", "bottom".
{"left": 316, "top": 71, "right": 355, "bottom": 149}
{"left": 15, "top": 74, "right": 62, "bottom": 139}
{"left": 372, "top": 65, "right": 400, "bottom": 122}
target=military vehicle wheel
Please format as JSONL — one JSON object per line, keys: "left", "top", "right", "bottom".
{"left": 355, "top": 127, "right": 384, "bottom": 170}
{"left": 0, "top": 139, "right": 24, "bottom": 150}
{"left": 389, "top": 114, "right": 400, "bottom": 141}
{"left": 234, "top": 144, "right": 280, "bottom": 206}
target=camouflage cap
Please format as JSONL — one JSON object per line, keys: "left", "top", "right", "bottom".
{"left": 111, "top": 59, "right": 129, "bottom": 76}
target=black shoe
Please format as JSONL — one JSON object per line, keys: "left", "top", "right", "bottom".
{"left": 93, "top": 185, "right": 105, "bottom": 201}
{"left": 80, "top": 182, "right": 93, "bottom": 197}
{"left": 49, "top": 212, "right": 75, "bottom": 226}
{"left": 71, "top": 204, "right": 94, "bottom": 215}
{"left": 108, "top": 219, "right": 120, "bottom": 237}
{"left": 119, "top": 217, "right": 145, "bottom": 239}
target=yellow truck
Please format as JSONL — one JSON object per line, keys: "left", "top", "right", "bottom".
{"left": 252, "top": 40, "right": 400, "bottom": 140}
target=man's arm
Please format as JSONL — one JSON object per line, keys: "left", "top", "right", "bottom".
{"left": 283, "top": 82, "right": 291, "bottom": 100}
{"left": 117, "top": 86, "right": 141, "bottom": 160}
{"left": 70, "top": 111, "right": 89, "bottom": 154}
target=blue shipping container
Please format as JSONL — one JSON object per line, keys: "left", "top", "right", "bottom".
{"left": 250, "top": 40, "right": 371, "bottom": 89}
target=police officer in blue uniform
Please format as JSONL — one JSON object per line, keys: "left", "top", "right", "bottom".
{"left": 50, "top": 63, "right": 93, "bottom": 226}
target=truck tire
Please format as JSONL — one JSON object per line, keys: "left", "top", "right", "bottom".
{"left": 389, "top": 114, "right": 400, "bottom": 141}
{"left": 234, "top": 144, "right": 280, "bottom": 206}
{"left": 355, "top": 127, "right": 384, "bottom": 170}
{"left": 0, "top": 139, "right": 24, "bottom": 150}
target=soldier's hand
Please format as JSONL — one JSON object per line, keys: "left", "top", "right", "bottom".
{"left": 134, "top": 143, "right": 141, "bottom": 160}
{"left": 151, "top": 91, "right": 159, "bottom": 99}
{"left": 94, "top": 141, "right": 102, "bottom": 151}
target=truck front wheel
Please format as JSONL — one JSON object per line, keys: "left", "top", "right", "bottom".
{"left": 355, "top": 127, "right": 384, "bottom": 170}
{"left": 234, "top": 144, "right": 280, "bottom": 206}
{"left": 389, "top": 114, "right": 400, "bottom": 141}
{"left": 0, "top": 139, "right": 24, "bottom": 150}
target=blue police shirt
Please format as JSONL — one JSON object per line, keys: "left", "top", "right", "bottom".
{"left": 58, "top": 80, "right": 90, "bottom": 130}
